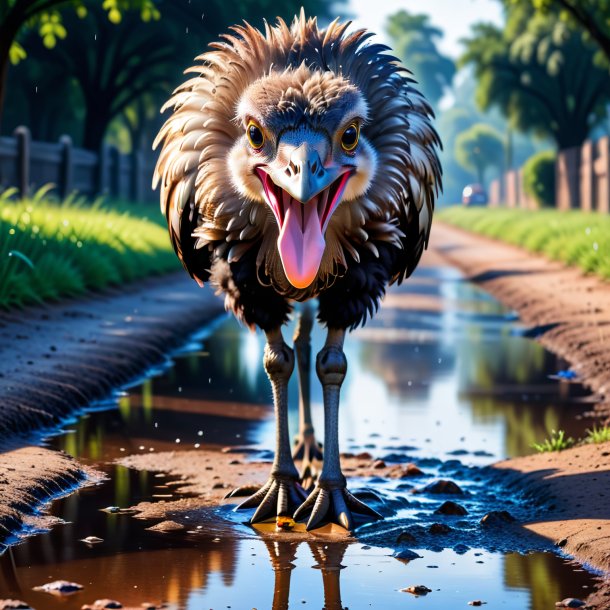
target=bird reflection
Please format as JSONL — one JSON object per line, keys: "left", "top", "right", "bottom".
{"left": 261, "top": 538, "right": 349, "bottom": 610}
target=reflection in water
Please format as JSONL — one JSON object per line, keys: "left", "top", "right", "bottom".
{"left": 0, "top": 265, "right": 600, "bottom": 608}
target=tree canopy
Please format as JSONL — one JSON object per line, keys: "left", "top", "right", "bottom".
{"left": 516, "top": 0, "right": 610, "bottom": 67}
{"left": 461, "top": 4, "right": 610, "bottom": 149}
{"left": 386, "top": 10, "right": 455, "bottom": 107}
{"left": 2, "top": 0, "right": 342, "bottom": 149}
{"left": 455, "top": 123, "right": 505, "bottom": 184}
{"left": 0, "top": 0, "right": 155, "bottom": 130}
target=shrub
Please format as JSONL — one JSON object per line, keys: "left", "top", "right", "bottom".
{"left": 523, "top": 150, "right": 556, "bottom": 208}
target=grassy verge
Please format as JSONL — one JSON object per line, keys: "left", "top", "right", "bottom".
{"left": 532, "top": 426, "right": 610, "bottom": 452}
{"left": 0, "top": 187, "right": 178, "bottom": 309}
{"left": 437, "top": 206, "right": 610, "bottom": 280}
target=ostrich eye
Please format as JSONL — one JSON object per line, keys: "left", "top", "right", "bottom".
{"left": 246, "top": 121, "right": 265, "bottom": 149}
{"left": 341, "top": 123, "right": 360, "bottom": 152}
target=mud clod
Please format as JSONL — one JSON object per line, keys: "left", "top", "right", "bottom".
{"left": 434, "top": 500, "right": 468, "bottom": 515}
{"left": 417, "top": 479, "right": 463, "bottom": 495}
{"left": 81, "top": 600, "right": 123, "bottom": 609}
{"left": 394, "top": 549, "right": 422, "bottom": 561}
{"left": 396, "top": 531, "right": 417, "bottom": 544}
{"left": 33, "top": 580, "right": 83, "bottom": 595}
{"left": 555, "top": 599, "right": 585, "bottom": 608}
{"left": 401, "top": 585, "right": 432, "bottom": 595}
{"left": 480, "top": 511, "right": 516, "bottom": 526}
{"left": 429, "top": 523, "right": 452, "bottom": 534}
{"left": 146, "top": 520, "right": 185, "bottom": 533}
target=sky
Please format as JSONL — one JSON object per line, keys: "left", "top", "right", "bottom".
{"left": 345, "top": 0, "right": 504, "bottom": 58}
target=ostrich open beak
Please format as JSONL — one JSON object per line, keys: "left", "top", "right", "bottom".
{"left": 256, "top": 145, "right": 353, "bottom": 289}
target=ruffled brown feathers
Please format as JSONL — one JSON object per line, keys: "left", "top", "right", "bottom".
{"left": 153, "top": 12, "right": 441, "bottom": 297}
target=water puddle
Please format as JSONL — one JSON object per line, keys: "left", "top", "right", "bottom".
{"left": 0, "top": 265, "right": 601, "bottom": 608}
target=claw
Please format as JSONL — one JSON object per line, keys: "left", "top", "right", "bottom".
{"left": 292, "top": 434, "right": 324, "bottom": 489}
{"left": 233, "top": 476, "right": 308, "bottom": 524}
{"left": 307, "top": 488, "right": 331, "bottom": 530}
{"left": 293, "top": 487, "right": 318, "bottom": 521}
{"left": 251, "top": 481, "right": 280, "bottom": 523}
{"left": 332, "top": 489, "right": 354, "bottom": 532}
{"left": 346, "top": 490, "right": 383, "bottom": 519}
{"left": 295, "top": 483, "right": 383, "bottom": 531}
{"left": 235, "top": 480, "right": 273, "bottom": 509}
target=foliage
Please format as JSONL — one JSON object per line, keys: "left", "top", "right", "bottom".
{"left": 0, "top": 187, "right": 177, "bottom": 309}
{"left": 460, "top": 5, "right": 610, "bottom": 149}
{"left": 584, "top": 425, "right": 610, "bottom": 444}
{"left": 454, "top": 123, "right": 505, "bottom": 184}
{"left": 386, "top": 10, "right": 455, "bottom": 106}
{"left": 2, "top": 0, "right": 156, "bottom": 64}
{"left": 435, "top": 71, "right": 547, "bottom": 205}
{"left": 516, "top": 0, "right": 610, "bottom": 67}
{"left": 531, "top": 429, "right": 575, "bottom": 452}
{"left": 3, "top": 0, "right": 343, "bottom": 150}
{"left": 0, "top": 0, "right": 155, "bottom": 132}
{"left": 438, "top": 207, "right": 610, "bottom": 279}
{"left": 523, "top": 150, "right": 557, "bottom": 207}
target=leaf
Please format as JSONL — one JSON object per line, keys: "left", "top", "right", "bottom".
{"left": 9, "top": 41, "right": 27, "bottom": 65}
{"left": 8, "top": 250, "right": 35, "bottom": 270}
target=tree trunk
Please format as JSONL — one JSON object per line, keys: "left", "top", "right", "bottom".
{"left": 476, "top": 163, "right": 485, "bottom": 185}
{"left": 82, "top": 101, "right": 110, "bottom": 152}
{"left": 0, "top": 33, "right": 13, "bottom": 134}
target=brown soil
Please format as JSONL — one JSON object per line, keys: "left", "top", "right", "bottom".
{"left": 431, "top": 222, "right": 610, "bottom": 418}
{"left": 118, "top": 449, "right": 423, "bottom": 539}
{"left": 2, "top": 223, "right": 610, "bottom": 606}
{"left": 429, "top": 222, "right": 610, "bottom": 609}
{"left": 494, "top": 442, "right": 610, "bottom": 573}
{"left": 0, "top": 273, "right": 223, "bottom": 547}
{"left": 0, "top": 447, "right": 101, "bottom": 552}
{"left": 0, "top": 273, "right": 223, "bottom": 437}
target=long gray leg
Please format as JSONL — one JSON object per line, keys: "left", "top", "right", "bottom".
{"left": 294, "top": 328, "right": 382, "bottom": 531}
{"left": 292, "top": 303, "right": 323, "bottom": 487}
{"left": 231, "top": 328, "right": 307, "bottom": 522}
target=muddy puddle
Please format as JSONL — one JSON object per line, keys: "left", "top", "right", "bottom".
{"left": 0, "top": 265, "right": 602, "bottom": 609}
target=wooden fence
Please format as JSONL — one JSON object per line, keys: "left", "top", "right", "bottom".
{"left": 489, "top": 135, "right": 610, "bottom": 211}
{"left": 0, "top": 126, "right": 157, "bottom": 202}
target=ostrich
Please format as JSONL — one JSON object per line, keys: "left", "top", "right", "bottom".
{"left": 153, "top": 12, "right": 441, "bottom": 531}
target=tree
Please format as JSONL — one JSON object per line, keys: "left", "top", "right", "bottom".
{"left": 455, "top": 123, "right": 505, "bottom": 184}
{"left": 5, "top": 0, "right": 342, "bottom": 149}
{"left": 517, "top": 0, "right": 610, "bottom": 67}
{"left": 0, "top": 0, "right": 156, "bottom": 132}
{"left": 386, "top": 10, "right": 455, "bottom": 107}
{"left": 461, "top": 6, "right": 610, "bottom": 149}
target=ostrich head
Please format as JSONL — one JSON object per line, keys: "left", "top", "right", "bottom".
{"left": 229, "top": 66, "right": 378, "bottom": 288}
{"left": 154, "top": 12, "right": 441, "bottom": 296}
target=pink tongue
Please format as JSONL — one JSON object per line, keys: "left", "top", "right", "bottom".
{"left": 277, "top": 198, "right": 325, "bottom": 289}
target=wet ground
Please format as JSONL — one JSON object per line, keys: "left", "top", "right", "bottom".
{"left": 0, "top": 265, "right": 602, "bottom": 609}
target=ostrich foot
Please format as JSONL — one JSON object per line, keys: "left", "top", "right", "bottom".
{"left": 231, "top": 475, "right": 309, "bottom": 523}
{"left": 292, "top": 432, "right": 323, "bottom": 489}
{"left": 293, "top": 480, "right": 383, "bottom": 532}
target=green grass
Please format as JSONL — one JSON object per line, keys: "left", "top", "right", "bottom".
{"left": 0, "top": 187, "right": 178, "bottom": 309}
{"left": 585, "top": 425, "right": 610, "bottom": 444}
{"left": 531, "top": 429, "right": 576, "bottom": 453}
{"left": 437, "top": 207, "right": 610, "bottom": 280}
